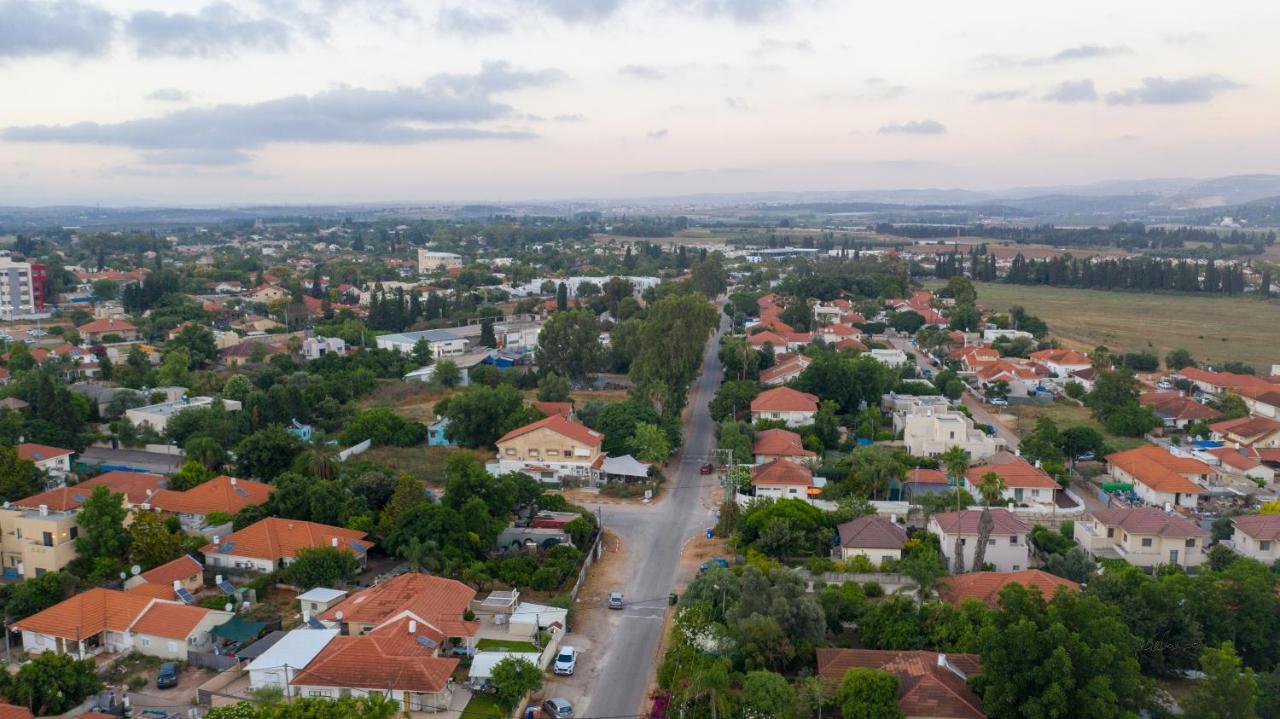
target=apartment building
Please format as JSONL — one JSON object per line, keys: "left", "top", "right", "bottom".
{"left": 0, "top": 256, "right": 47, "bottom": 320}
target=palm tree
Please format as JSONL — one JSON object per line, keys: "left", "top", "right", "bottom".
{"left": 971, "top": 508, "right": 995, "bottom": 573}
{"left": 302, "top": 434, "right": 338, "bottom": 481}
{"left": 941, "top": 447, "right": 970, "bottom": 573}
{"left": 685, "top": 658, "right": 734, "bottom": 719}
{"left": 977, "top": 470, "right": 1006, "bottom": 507}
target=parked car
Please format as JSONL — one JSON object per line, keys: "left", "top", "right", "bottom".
{"left": 699, "top": 462, "right": 715, "bottom": 475}
{"left": 542, "top": 698, "right": 575, "bottom": 718}
{"left": 156, "top": 662, "right": 179, "bottom": 689}
{"left": 1156, "top": 380, "right": 1174, "bottom": 390}
{"left": 990, "top": 397, "right": 1009, "bottom": 406}
{"left": 699, "top": 558, "right": 730, "bottom": 573}
{"left": 554, "top": 647, "right": 577, "bottom": 676}
{"left": 608, "top": 592, "right": 625, "bottom": 609}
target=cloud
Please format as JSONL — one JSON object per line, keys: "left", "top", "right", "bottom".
{"left": 437, "top": 6, "right": 509, "bottom": 35}
{"left": 3, "top": 62, "right": 560, "bottom": 161}
{"left": 619, "top": 64, "right": 666, "bottom": 80}
{"left": 975, "top": 89, "right": 1026, "bottom": 102}
{"left": 1105, "top": 74, "right": 1243, "bottom": 105}
{"left": 140, "top": 148, "right": 253, "bottom": 165}
{"left": 1164, "top": 32, "right": 1206, "bottom": 46}
{"left": 824, "top": 77, "right": 906, "bottom": 102}
{"left": 724, "top": 96, "right": 750, "bottom": 110}
{"left": 693, "top": 0, "right": 793, "bottom": 22}
{"left": 146, "top": 88, "right": 190, "bottom": 102}
{"left": 532, "top": 0, "right": 624, "bottom": 23}
{"left": 754, "top": 37, "right": 812, "bottom": 55}
{"left": 878, "top": 119, "right": 946, "bottom": 135}
{"left": 126, "top": 2, "right": 292, "bottom": 57}
{"left": 1041, "top": 79, "right": 1097, "bottom": 103}
{"left": 645, "top": 129, "right": 669, "bottom": 140}
{"left": 0, "top": 0, "right": 115, "bottom": 58}
{"left": 979, "top": 44, "right": 1129, "bottom": 69}
{"left": 553, "top": 113, "right": 585, "bottom": 123}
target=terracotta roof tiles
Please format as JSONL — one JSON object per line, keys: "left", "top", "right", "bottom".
{"left": 149, "top": 475, "right": 273, "bottom": 516}
{"left": 200, "top": 518, "right": 371, "bottom": 562}
{"left": 938, "top": 570, "right": 1079, "bottom": 607}
{"left": 496, "top": 414, "right": 603, "bottom": 448}
{"left": 837, "top": 515, "right": 908, "bottom": 550}
{"left": 750, "top": 386, "right": 819, "bottom": 413}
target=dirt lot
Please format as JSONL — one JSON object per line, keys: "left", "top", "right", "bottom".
{"left": 361, "top": 380, "right": 450, "bottom": 422}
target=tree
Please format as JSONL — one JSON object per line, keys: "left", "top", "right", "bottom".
{"left": 629, "top": 292, "right": 719, "bottom": 413}
{"left": 6, "top": 652, "right": 102, "bottom": 715}
{"left": 691, "top": 256, "right": 728, "bottom": 298}
{"left": 1165, "top": 348, "right": 1197, "bottom": 371}
{"left": 340, "top": 408, "right": 426, "bottom": 448}
{"left": 742, "top": 670, "right": 797, "bottom": 719}
{"left": 155, "top": 347, "right": 191, "bottom": 387}
{"left": 1043, "top": 547, "right": 1097, "bottom": 583}
{"left": 591, "top": 399, "right": 660, "bottom": 455}
{"left": 1087, "top": 368, "right": 1140, "bottom": 420}
{"left": 628, "top": 422, "right": 670, "bottom": 464}
{"left": 490, "top": 655, "right": 543, "bottom": 711}
{"left": 976, "top": 471, "right": 1006, "bottom": 506}
{"left": 537, "top": 372, "right": 571, "bottom": 402}
{"left": 899, "top": 548, "right": 947, "bottom": 602}
{"left": 1060, "top": 426, "right": 1105, "bottom": 464}
{"left": 0, "top": 445, "right": 44, "bottom": 502}
{"left": 436, "top": 384, "right": 530, "bottom": 448}
{"left": 433, "top": 359, "right": 461, "bottom": 388}
{"left": 411, "top": 338, "right": 433, "bottom": 367}
{"left": 888, "top": 309, "right": 926, "bottom": 334}
{"left": 169, "top": 324, "right": 218, "bottom": 368}
{"left": 537, "top": 308, "right": 600, "bottom": 381}
{"left": 4, "top": 570, "right": 75, "bottom": 620}
{"left": 235, "top": 425, "right": 303, "bottom": 480}
{"left": 283, "top": 546, "right": 361, "bottom": 589}
{"left": 1183, "top": 642, "right": 1258, "bottom": 719}
{"left": 128, "top": 510, "right": 183, "bottom": 570}
{"left": 479, "top": 318, "right": 497, "bottom": 348}
{"left": 1104, "top": 403, "right": 1159, "bottom": 437}
{"left": 73, "top": 486, "right": 128, "bottom": 580}
{"left": 709, "top": 380, "right": 761, "bottom": 423}
{"left": 837, "top": 668, "right": 904, "bottom": 719}
{"left": 685, "top": 656, "right": 735, "bottom": 719}
{"left": 184, "top": 436, "right": 227, "bottom": 471}
{"left": 555, "top": 281, "right": 568, "bottom": 311}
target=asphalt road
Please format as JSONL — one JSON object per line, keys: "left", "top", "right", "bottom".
{"left": 582, "top": 312, "right": 728, "bottom": 718}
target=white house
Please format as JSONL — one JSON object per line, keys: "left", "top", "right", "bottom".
{"left": 929, "top": 509, "right": 1030, "bottom": 573}
{"left": 16, "top": 443, "right": 73, "bottom": 480}
{"left": 200, "top": 518, "right": 372, "bottom": 573}
{"left": 836, "top": 515, "right": 907, "bottom": 565}
{"left": 750, "top": 387, "right": 819, "bottom": 428}
{"left": 869, "top": 348, "right": 909, "bottom": 368}
{"left": 248, "top": 628, "right": 340, "bottom": 693}
{"left": 1105, "top": 446, "right": 1210, "bottom": 510}
{"left": 902, "top": 408, "right": 1000, "bottom": 459}
{"left": 303, "top": 336, "right": 346, "bottom": 360}
{"left": 1228, "top": 515, "right": 1280, "bottom": 564}
{"left": 750, "top": 459, "right": 814, "bottom": 500}
{"left": 376, "top": 329, "right": 468, "bottom": 358}
{"left": 417, "top": 250, "right": 463, "bottom": 272}
{"left": 126, "top": 396, "right": 242, "bottom": 434}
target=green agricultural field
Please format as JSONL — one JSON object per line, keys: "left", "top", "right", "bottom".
{"left": 957, "top": 282, "right": 1280, "bottom": 372}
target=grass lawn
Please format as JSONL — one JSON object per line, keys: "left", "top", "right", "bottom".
{"left": 1007, "top": 401, "right": 1148, "bottom": 452}
{"left": 476, "top": 638, "right": 541, "bottom": 652}
{"left": 931, "top": 281, "right": 1280, "bottom": 372}
{"left": 463, "top": 693, "right": 508, "bottom": 719}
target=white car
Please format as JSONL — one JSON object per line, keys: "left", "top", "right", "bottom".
{"left": 26, "top": 329, "right": 47, "bottom": 337}
{"left": 553, "top": 647, "right": 577, "bottom": 676}
{"left": 1156, "top": 381, "right": 1174, "bottom": 390}
{"left": 990, "top": 397, "right": 1009, "bottom": 406}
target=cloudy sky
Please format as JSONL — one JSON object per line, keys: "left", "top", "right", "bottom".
{"left": 0, "top": 0, "right": 1276, "bottom": 205}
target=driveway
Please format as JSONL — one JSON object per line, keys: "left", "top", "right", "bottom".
{"left": 567, "top": 312, "right": 728, "bottom": 718}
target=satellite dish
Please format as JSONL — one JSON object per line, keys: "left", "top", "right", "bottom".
{"left": 225, "top": 603, "right": 234, "bottom": 612}
{"left": 335, "top": 610, "right": 344, "bottom": 621}
{"left": 131, "top": 565, "right": 142, "bottom": 576}
{"left": 119, "top": 572, "right": 126, "bottom": 580}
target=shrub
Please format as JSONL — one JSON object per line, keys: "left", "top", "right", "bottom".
{"left": 862, "top": 581, "right": 884, "bottom": 598}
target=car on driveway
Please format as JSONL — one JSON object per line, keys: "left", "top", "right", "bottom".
{"left": 554, "top": 647, "right": 577, "bottom": 676}
{"left": 989, "top": 397, "right": 1009, "bottom": 406}
{"left": 699, "top": 462, "right": 715, "bottom": 475}
{"left": 542, "top": 698, "right": 575, "bottom": 718}
{"left": 156, "top": 662, "right": 179, "bottom": 689}
{"left": 608, "top": 592, "right": 624, "bottom": 609}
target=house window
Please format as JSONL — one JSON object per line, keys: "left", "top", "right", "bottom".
{"left": 1009, "top": 535, "right": 1018, "bottom": 545}
{"left": 140, "top": 638, "right": 151, "bottom": 648}
{"left": 69, "top": 527, "right": 78, "bottom": 540}
{"left": 528, "top": 449, "right": 539, "bottom": 457}
{"left": 1262, "top": 540, "right": 1273, "bottom": 551}
{"left": 168, "top": 641, "right": 178, "bottom": 653}
{"left": 1013, "top": 565, "right": 1021, "bottom": 570}
{"left": 505, "top": 448, "right": 515, "bottom": 456}
{"left": 308, "top": 690, "right": 332, "bottom": 698}
{"left": 1185, "top": 538, "right": 1196, "bottom": 548}
{"left": 1141, "top": 538, "right": 1153, "bottom": 547}
{"left": 1107, "top": 527, "right": 1114, "bottom": 538}
{"left": 959, "top": 538, "right": 967, "bottom": 546}
{"left": 14, "top": 528, "right": 20, "bottom": 540}
{"left": 547, "top": 449, "right": 559, "bottom": 456}
{"left": 987, "top": 539, "right": 996, "bottom": 546}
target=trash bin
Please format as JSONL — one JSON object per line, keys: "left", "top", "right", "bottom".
{"left": 705, "top": 528, "right": 714, "bottom": 539}
{"left": 668, "top": 592, "right": 678, "bottom": 605}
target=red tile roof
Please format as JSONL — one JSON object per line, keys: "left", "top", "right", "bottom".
{"left": 16, "top": 443, "right": 73, "bottom": 462}
{"left": 1232, "top": 514, "right": 1280, "bottom": 542}
{"left": 907, "top": 468, "right": 949, "bottom": 485}
{"left": 752, "top": 428, "right": 815, "bottom": 458}
{"left": 750, "top": 386, "right": 819, "bottom": 413}
{"left": 938, "top": 570, "right": 1079, "bottom": 607}
{"left": 290, "top": 617, "right": 459, "bottom": 693}
{"left": 200, "top": 518, "right": 372, "bottom": 562}
{"left": 13, "top": 470, "right": 168, "bottom": 511}
{"left": 130, "top": 602, "right": 213, "bottom": 640}
{"left": 1139, "top": 392, "right": 1222, "bottom": 422}
{"left": 149, "top": 475, "right": 273, "bottom": 516}
{"left": 531, "top": 401, "right": 573, "bottom": 419}
{"left": 317, "top": 573, "right": 477, "bottom": 638}
{"left": 1207, "top": 446, "right": 1262, "bottom": 472}
{"left": 746, "top": 330, "right": 789, "bottom": 347}
{"left": 837, "top": 516, "right": 908, "bottom": 550}
{"left": 930, "top": 509, "right": 1028, "bottom": 535}
{"left": 1179, "top": 368, "right": 1277, "bottom": 390}
{"left": 964, "top": 458, "right": 1058, "bottom": 490}
{"left": 139, "top": 554, "right": 203, "bottom": 586}
{"left": 1029, "top": 349, "right": 1091, "bottom": 366}
{"left": 496, "top": 414, "right": 603, "bottom": 448}
{"left": 77, "top": 318, "right": 137, "bottom": 334}
{"left": 750, "top": 459, "right": 813, "bottom": 487}
{"left": 0, "top": 704, "right": 34, "bottom": 719}
{"left": 1091, "top": 507, "right": 1208, "bottom": 538}
{"left": 1210, "top": 415, "right": 1280, "bottom": 442}
{"left": 1105, "top": 446, "right": 1211, "bottom": 495}
{"left": 816, "top": 648, "right": 985, "bottom": 719}
{"left": 759, "top": 355, "right": 811, "bottom": 384}
{"left": 11, "top": 588, "right": 154, "bottom": 640}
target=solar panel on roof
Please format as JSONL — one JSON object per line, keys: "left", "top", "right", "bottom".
{"left": 218, "top": 580, "right": 236, "bottom": 595}
{"left": 233, "top": 486, "right": 249, "bottom": 497}
{"left": 158, "top": 480, "right": 168, "bottom": 488}
{"left": 73, "top": 494, "right": 86, "bottom": 503}
{"left": 306, "top": 617, "right": 325, "bottom": 629}
{"left": 348, "top": 539, "right": 364, "bottom": 551}
{"left": 176, "top": 588, "right": 196, "bottom": 604}
{"left": 219, "top": 541, "right": 235, "bottom": 553}
{"left": 415, "top": 635, "right": 437, "bottom": 649}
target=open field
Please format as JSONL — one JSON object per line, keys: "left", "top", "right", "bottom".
{"left": 960, "top": 282, "right": 1280, "bottom": 372}
{"left": 1002, "top": 401, "right": 1147, "bottom": 453}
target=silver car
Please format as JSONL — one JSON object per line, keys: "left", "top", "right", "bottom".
{"left": 542, "top": 698, "right": 574, "bottom": 718}
{"left": 608, "top": 592, "right": 624, "bottom": 609}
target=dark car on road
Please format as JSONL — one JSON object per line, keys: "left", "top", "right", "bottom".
{"left": 699, "top": 462, "right": 715, "bottom": 475}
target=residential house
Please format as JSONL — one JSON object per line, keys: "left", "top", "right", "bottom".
{"left": 1074, "top": 507, "right": 1208, "bottom": 569}
{"left": 938, "top": 570, "right": 1079, "bottom": 608}
{"left": 1105, "top": 446, "right": 1211, "bottom": 509}
{"left": 869, "top": 348, "right": 909, "bottom": 368}
{"left": 248, "top": 285, "right": 290, "bottom": 303}
{"left": 835, "top": 515, "right": 907, "bottom": 565}
{"left": 200, "top": 518, "right": 372, "bottom": 573}
{"left": 376, "top": 329, "right": 468, "bottom": 358}
{"left": 883, "top": 393, "right": 950, "bottom": 432}
{"left": 900, "top": 468, "right": 951, "bottom": 500}
{"left": 302, "top": 336, "right": 346, "bottom": 360}
{"left": 929, "top": 509, "right": 1030, "bottom": 573}
{"left": 426, "top": 417, "right": 454, "bottom": 447}
{"left": 317, "top": 572, "right": 477, "bottom": 640}
{"left": 220, "top": 341, "right": 286, "bottom": 366}
{"left": 77, "top": 317, "right": 138, "bottom": 342}
{"left": 1236, "top": 385, "right": 1280, "bottom": 419}
{"left": 752, "top": 428, "right": 816, "bottom": 465}
{"left": 1177, "top": 367, "right": 1277, "bottom": 396}
{"left": 750, "top": 459, "right": 815, "bottom": 500}
{"left": 974, "top": 360, "right": 1040, "bottom": 396}
{"left": 247, "top": 628, "right": 340, "bottom": 693}
{"left": 149, "top": 475, "right": 274, "bottom": 533}
{"left": 746, "top": 330, "right": 789, "bottom": 351}
{"left": 16, "top": 442, "right": 73, "bottom": 480}
{"left": 759, "top": 354, "right": 811, "bottom": 386}
{"left": 815, "top": 323, "right": 864, "bottom": 346}
{"left": 1029, "top": 349, "right": 1092, "bottom": 378}
{"left": 123, "top": 554, "right": 204, "bottom": 601}
{"left": 902, "top": 407, "right": 1000, "bottom": 459}
{"left": 750, "top": 386, "right": 819, "bottom": 428}
{"left": 11, "top": 587, "right": 231, "bottom": 659}
{"left": 1227, "top": 515, "right": 1280, "bottom": 563}
{"left": 126, "top": 396, "right": 243, "bottom": 434}
{"left": 963, "top": 457, "right": 1059, "bottom": 507}
{"left": 531, "top": 401, "right": 573, "bottom": 419}
{"left": 1139, "top": 391, "right": 1221, "bottom": 429}
{"left": 952, "top": 345, "right": 1000, "bottom": 372}
{"left": 417, "top": 249, "right": 464, "bottom": 272}
{"left": 1210, "top": 415, "right": 1280, "bottom": 449}
{"left": 297, "top": 588, "right": 348, "bottom": 623}
{"left": 493, "top": 415, "right": 604, "bottom": 483}
{"left": 1206, "top": 446, "right": 1274, "bottom": 484}
{"left": 816, "top": 649, "right": 984, "bottom": 719}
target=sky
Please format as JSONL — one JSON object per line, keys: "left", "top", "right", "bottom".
{"left": 0, "top": 0, "right": 1277, "bottom": 205}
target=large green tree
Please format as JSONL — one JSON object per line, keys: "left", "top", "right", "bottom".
{"left": 0, "top": 445, "right": 44, "bottom": 502}
{"left": 1183, "top": 642, "right": 1258, "bottom": 719}
{"left": 837, "top": 668, "right": 904, "bottom": 719}
{"left": 5, "top": 652, "right": 102, "bottom": 715}
{"left": 537, "top": 308, "right": 601, "bottom": 381}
